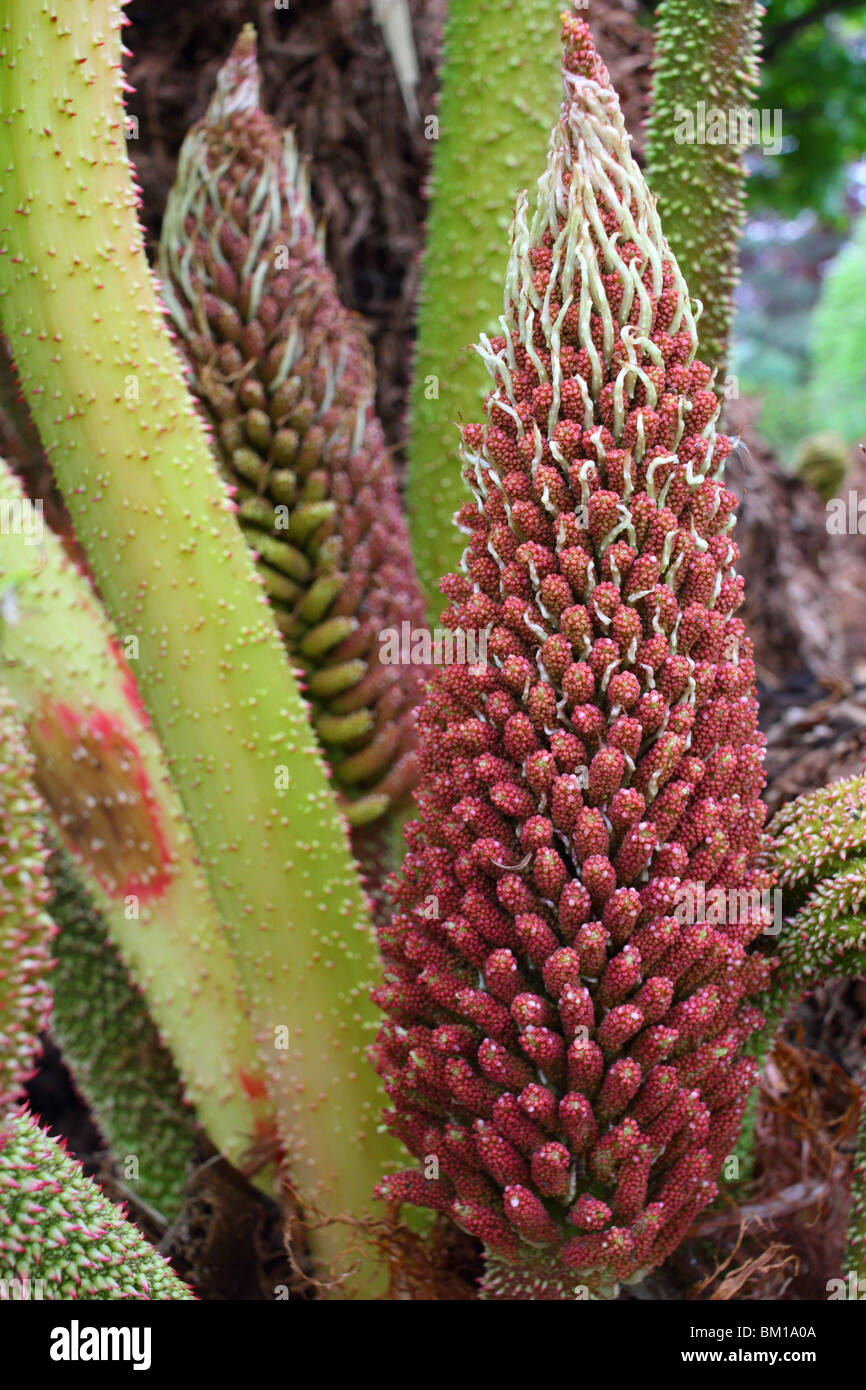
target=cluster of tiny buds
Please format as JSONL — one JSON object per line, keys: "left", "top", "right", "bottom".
{"left": 159, "top": 31, "right": 428, "bottom": 830}
{"left": 372, "top": 18, "right": 773, "bottom": 1295}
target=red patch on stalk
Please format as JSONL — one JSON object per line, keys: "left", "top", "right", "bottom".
{"left": 28, "top": 700, "right": 172, "bottom": 903}
{"left": 106, "top": 632, "right": 152, "bottom": 726}
{"left": 238, "top": 1069, "right": 268, "bottom": 1101}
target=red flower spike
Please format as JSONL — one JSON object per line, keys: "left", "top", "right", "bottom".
{"left": 372, "top": 16, "right": 773, "bottom": 1298}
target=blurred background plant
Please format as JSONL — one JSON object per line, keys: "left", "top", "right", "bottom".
{"left": 726, "top": 0, "right": 866, "bottom": 468}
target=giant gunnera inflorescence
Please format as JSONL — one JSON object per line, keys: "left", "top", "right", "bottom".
{"left": 160, "top": 28, "right": 427, "bottom": 830}
{"left": 372, "top": 17, "right": 774, "bottom": 1300}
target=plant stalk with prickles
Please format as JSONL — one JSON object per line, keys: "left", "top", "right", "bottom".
{"left": 406, "top": 0, "right": 565, "bottom": 619}
{"left": 48, "top": 852, "right": 197, "bottom": 1224}
{"left": 374, "top": 16, "right": 773, "bottom": 1300}
{"left": 0, "top": 0, "right": 397, "bottom": 1294}
{"left": 0, "top": 690, "right": 191, "bottom": 1289}
{"left": 0, "top": 688, "right": 55, "bottom": 1111}
{"left": 767, "top": 773, "right": 866, "bottom": 1007}
{"left": 0, "top": 458, "right": 271, "bottom": 1181}
{"left": 845, "top": 1103, "right": 866, "bottom": 1286}
{"left": 646, "top": 0, "right": 763, "bottom": 379}
{"left": 159, "top": 28, "right": 428, "bottom": 832}
{"left": 763, "top": 773, "right": 866, "bottom": 1281}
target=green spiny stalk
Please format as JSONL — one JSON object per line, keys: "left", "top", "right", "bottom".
{"left": 1, "top": 356, "right": 197, "bottom": 1218}
{"left": 0, "top": 685, "right": 191, "bottom": 1273}
{"left": 406, "top": 0, "right": 564, "bottom": 618}
{"left": 0, "top": 0, "right": 396, "bottom": 1293}
{"left": 763, "top": 774, "right": 866, "bottom": 1256}
{"left": 844, "top": 1099, "right": 866, "bottom": 1285}
{"left": 646, "top": 0, "right": 763, "bottom": 378}
{"left": 0, "top": 687, "right": 54, "bottom": 1111}
{"left": 0, "top": 1109, "right": 193, "bottom": 1299}
{"left": 769, "top": 863, "right": 866, "bottom": 1011}
{"left": 0, "top": 458, "right": 271, "bottom": 1176}
{"left": 48, "top": 852, "right": 196, "bottom": 1224}
{"left": 769, "top": 773, "right": 866, "bottom": 895}
{"left": 768, "top": 772, "right": 866, "bottom": 1015}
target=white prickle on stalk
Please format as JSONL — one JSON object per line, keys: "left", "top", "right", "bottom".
{"left": 0, "top": 1109, "right": 194, "bottom": 1299}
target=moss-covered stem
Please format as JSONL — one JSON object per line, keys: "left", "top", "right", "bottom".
{"left": 0, "top": 0, "right": 396, "bottom": 1293}
{"left": 646, "top": 0, "right": 762, "bottom": 378}
{"left": 406, "top": 0, "right": 564, "bottom": 619}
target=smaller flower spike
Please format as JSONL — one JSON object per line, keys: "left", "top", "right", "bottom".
{"left": 159, "top": 26, "right": 428, "bottom": 827}
{"left": 373, "top": 17, "right": 772, "bottom": 1298}
{"left": 0, "top": 688, "right": 55, "bottom": 1112}
{"left": 0, "top": 1110, "right": 194, "bottom": 1300}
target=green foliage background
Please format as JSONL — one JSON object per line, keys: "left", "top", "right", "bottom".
{"left": 749, "top": 0, "right": 866, "bottom": 223}
{"left": 712, "top": 0, "right": 866, "bottom": 463}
